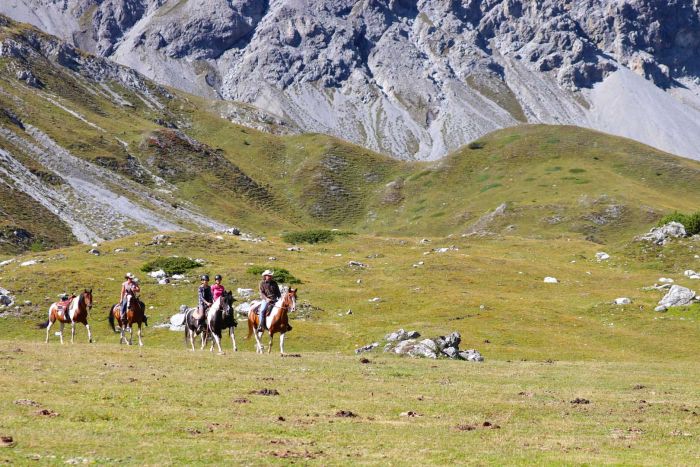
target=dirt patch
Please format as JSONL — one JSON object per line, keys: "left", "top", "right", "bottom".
{"left": 611, "top": 427, "right": 643, "bottom": 440}
{"left": 335, "top": 410, "right": 357, "bottom": 418}
{"left": 35, "top": 409, "right": 59, "bottom": 417}
{"left": 456, "top": 424, "right": 476, "bottom": 431}
{"left": 518, "top": 391, "right": 534, "bottom": 398}
{"left": 277, "top": 416, "right": 286, "bottom": 422}
{"left": 456, "top": 421, "right": 501, "bottom": 431}
{"left": 359, "top": 358, "right": 371, "bottom": 364}
{"left": 270, "top": 449, "right": 322, "bottom": 459}
{"left": 281, "top": 353, "right": 301, "bottom": 358}
{"left": 0, "top": 436, "right": 15, "bottom": 448}
{"left": 14, "top": 399, "right": 40, "bottom": 407}
{"left": 251, "top": 389, "right": 280, "bottom": 396}
{"left": 571, "top": 398, "right": 591, "bottom": 405}
{"left": 185, "top": 427, "right": 202, "bottom": 435}
{"left": 399, "top": 411, "right": 422, "bottom": 417}
{"left": 233, "top": 398, "right": 250, "bottom": 404}
{"left": 633, "top": 384, "right": 647, "bottom": 390}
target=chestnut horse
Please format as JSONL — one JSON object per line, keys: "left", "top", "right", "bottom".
{"left": 108, "top": 296, "right": 147, "bottom": 346}
{"left": 38, "top": 289, "right": 93, "bottom": 344}
{"left": 246, "top": 288, "right": 297, "bottom": 354}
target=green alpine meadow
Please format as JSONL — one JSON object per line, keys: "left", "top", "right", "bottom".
{"left": 0, "top": 13, "right": 699, "bottom": 466}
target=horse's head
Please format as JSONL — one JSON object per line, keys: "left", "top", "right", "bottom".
{"left": 222, "top": 291, "right": 235, "bottom": 315}
{"left": 83, "top": 288, "right": 93, "bottom": 310}
{"left": 287, "top": 288, "right": 297, "bottom": 312}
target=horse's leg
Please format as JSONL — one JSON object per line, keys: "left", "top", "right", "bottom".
{"left": 45, "top": 317, "right": 53, "bottom": 343}
{"left": 279, "top": 332, "right": 285, "bottom": 355}
{"left": 267, "top": 332, "right": 273, "bottom": 354}
{"left": 137, "top": 323, "right": 143, "bottom": 347}
{"left": 71, "top": 322, "right": 75, "bottom": 344}
{"left": 59, "top": 321, "right": 64, "bottom": 344}
{"left": 213, "top": 332, "right": 223, "bottom": 354}
{"left": 230, "top": 326, "right": 237, "bottom": 352}
{"left": 119, "top": 322, "right": 126, "bottom": 344}
{"left": 188, "top": 329, "right": 196, "bottom": 351}
{"left": 128, "top": 323, "right": 134, "bottom": 345}
{"left": 85, "top": 322, "right": 93, "bottom": 343}
{"left": 253, "top": 329, "right": 263, "bottom": 353}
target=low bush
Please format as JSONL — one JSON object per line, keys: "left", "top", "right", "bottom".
{"left": 141, "top": 257, "right": 201, "bottom": 275}
{"left": 658, "top": 211, "right": 700, "bottom": 235}
{"left": 281, "top": 229, "right": 352, "bottom": 245}
{"left": 468, "top": 141, "right": 485, "bottom": 150}
{"left": 247, "top": 266, "right": 301, "bottom": 284}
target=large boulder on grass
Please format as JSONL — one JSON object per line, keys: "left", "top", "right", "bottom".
{"left": 658, "top": 285, "right": 697, "bottom": 308}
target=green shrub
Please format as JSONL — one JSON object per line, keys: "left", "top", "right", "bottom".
{"left": 658, "top": 211, "right": 700, "bottom": 235}
{"left": 281, "top": 229, "right": 353, "bottom": 245}
{"left": 141, "top": 257, "right": 201, "bottom": 275}
{"left": 468, "top": 141, "right": 485, "bottom": 150}
{"left": 247, "top": 266, "right": 301, "bottom": 284}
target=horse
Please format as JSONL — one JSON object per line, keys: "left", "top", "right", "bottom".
{"left": 246, "top": 288, "right": 297, "bottom": 354}
{"left": 108, "top": 295, "right": 147, "bottom": 346}
{"left": 206, "top": 291, "right": 237, "bottom": 354}
{"left": 183, "top": 305, "right": 209, "bottom": 351}
{"left": 38, "top": 289, "right": 93, "bottom": 344}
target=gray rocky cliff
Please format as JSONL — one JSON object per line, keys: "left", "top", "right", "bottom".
{"left": 3, "top": 0, "right": 700, "bottom": 160}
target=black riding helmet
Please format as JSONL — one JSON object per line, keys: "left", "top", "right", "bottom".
{"left": 201, "top": 274, "right": 209, "bottom": 281}
{"left": 214, "top": 274, "right": 222, "bottom": 281}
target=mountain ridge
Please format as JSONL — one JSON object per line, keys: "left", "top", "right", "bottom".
{"left": 3, "top": 1, "right": 700, "bottom": 160}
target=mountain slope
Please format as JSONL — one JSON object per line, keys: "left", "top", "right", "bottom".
{"left": 1, "top": 15, "right": 700, "bottom": 254}
{"left": 3, "top": 1, "right": 700, "bottom": 160}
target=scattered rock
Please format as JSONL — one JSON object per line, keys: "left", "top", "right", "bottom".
{"left": 171, "top": 274, "right": 185, "bottom": 280}
{"left": 346, "top": 309, "right": 353, "bottom": 315}
{"left": 595, "top": 252, "right": 610, "bottom": 261}
{"left": 194, "top": 258, "right": 206, "bottom": 264}
{"left": 544, "top": 277, "right": 559, "bottom": 283}
{"left": 250, "top": 389, "right": 280, "bottom": 396}
{"left": 0, "top": 259, "right": 15, "bottom": 267}
{"left": 458, "top": 349, "right": 484, "bottom": 362}
{"left": 658, "top": 277, "right": 674, "bottom": 284}
{"left": 359, "top": 358, "right": 370, "bottom": 364}
{"left": 442, "top": 346, "right": 459, "bottom": 358}
{"left": 570, "top": 398, "right": 590, "bottom": 405}
{"left": 436, "top": 332, "right": 461, "bottom": 350}
{"left": 419, "top": 238, "right": 431, "bottom": 244}
{"left": 158, "top": 278, "right": 170, "bottom": 285}
{"left": 268, "top": 256, "right": 277, "bottom": 261}
{"left": 224, "top": 227, "right": 241, "bottom": 236}
{"left": 20, "top": 259, "right": 42, "bottom": 267}
{"left": 658, "top": 285, "right": 697, "bottom": 308}
{"left": 684, "top": 270, "right": 700, "bottom": 279}
{"left": 348, "top": 261, "right": 368, "bottom": 268}
{"left": 87, "top": 248, "right": 100, "bottom": 256}
{"left": 614, "top": 297, "right": 631, "bottom": 305}
{"left": 433, "top": 246, "right": 459, "bottom": 253}
{"left": 368, "top": 297, "right": 382, "bottom": 303}
{"left": 355, "top": 342, "right": 379, "bottom": 354}
{"left": 286, "top": 246, "right": 302, "bottom": 251}
{"left": 236, "top": 288, "right": 254, "bottom": 298}
{"left": 152, "top": 234, "right": 170, "bottom": 244}
{"left": 399, "top": 411, "right": 422, "bottom": 417}
{"left": 335, "top": 410, "right": 357, "bottom": 418}
{"left": 148, "top": 269, "right": 167, "bottom": 279}
{"left": 636, "top": 222, "right": 687, "bottom": 245}
{"left": 23, "top": 300, "right": 31, "bottom": 306}
{"left": 654, "top": 305, "right": 668, "bottom": 312}
{"left": 0, "top": 288, "right": 14, "bottom": 307}
{"left": 385, "top": 329, "right": 420, "bottom": 342}
{"left": 114, "top": 248, "right": 126, "bottom": 253}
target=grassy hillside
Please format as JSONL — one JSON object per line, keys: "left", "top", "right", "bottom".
{"left": 2, "top": 15, "right": 700, "bottom": 255}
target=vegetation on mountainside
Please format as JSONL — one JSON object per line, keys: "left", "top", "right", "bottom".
{"left": 141, "top": 256, "right": 201, "bottom": 276}
{"left": 658, "top": 211, "right": 700, "bottom": 235}
{"left": 281, "top": 229, "right": 353, "bottom": 245}
{"left": 246, "top": 265, "right": 301, "bottom": 284}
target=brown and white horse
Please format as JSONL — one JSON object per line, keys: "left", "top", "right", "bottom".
{"left": 246, "top": 288, "right": 297, "bottom": 354}
{"left": 108, "top": 296, "right": 147, "bottom": 346}
{"left": 39, "top": 289, "right": 93, "bottom": 344}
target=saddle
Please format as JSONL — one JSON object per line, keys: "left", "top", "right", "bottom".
{"left": 56, "top": 296, "right": 75, "bottom": 317}
{"left": 193, "top": 306, "right": 206, "bottom": 320}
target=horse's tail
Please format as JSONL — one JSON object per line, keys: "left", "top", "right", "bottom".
{"left": 108, "top": 305, "right": 116, "bottom": 332}
{"left": 245, "top": 312, "right": 254, "bottom": 340}
{"left": 37, "top": 305, "right": 52, "bottom": 328}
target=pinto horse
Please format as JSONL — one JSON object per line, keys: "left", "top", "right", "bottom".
{"left": 38, "top": 289, "right": 93, "bottom": 344}
{"left": 246, "top": 288, "right": 297, "bottom": 354}
{"left": 183, "top": 306, "right": 209, "bottom": 351}
{"left": 206, "top": 291, "right": 237, "bottom": 354}
{"left": 108, "top": 296, "right": 147, "bottom": 346}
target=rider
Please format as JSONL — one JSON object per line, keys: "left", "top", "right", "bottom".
{"left": 257, "top": 270, "right": 281, "bottom": 332}
{"left": 198, "top": 274, "right": 213, "bottom": 316}
{"left": 211, "top": 274, "right": 225, "bottom": 303}
{"left": 120, "top": 273, "right": 140, "bottom": 321}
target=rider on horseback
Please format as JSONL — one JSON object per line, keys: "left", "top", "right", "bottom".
{"left": 211, "top": 274, "right": 225, "bottom": 302}
{"left": 257, "top": 270, "right": 281, "bottom": 332}
{"left": 120, "top": 273, "right": 140, "bottom": 322}
{"left": 198, "top": 275, "right": 213, "bottom": 317}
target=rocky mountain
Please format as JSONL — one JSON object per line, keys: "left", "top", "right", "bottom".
{"left": 3, "top": 0, "right": 700, "bottom": 161}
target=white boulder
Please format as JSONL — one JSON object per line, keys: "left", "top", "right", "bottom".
{"left": 596, "top": 252, "right": 610, "bottom": 261}
{"left": 658, "top": 285, "right": 697, "bottom": 308}
{"left": 544, "top": 277, "right": 559, "bottom": 283}
{"left": 148, "top": 269, "right": 167, "bottom": 279}
{"left": 237, "top": 288, "right": 254, "bottom": 298}
{"left": 658, "top": 277, "right": 674, "bottom": 283}
{"left": 0, "top": 259, "right": 14, "bottom": 267}
{"left": 637, "top": 222, "right": 687, "bottom": 245}
{"left": 614, "top": 298, "right": 632, "bottom": 305}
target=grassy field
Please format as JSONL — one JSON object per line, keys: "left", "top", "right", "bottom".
{"left": 0, "top": 231, "right": 699, "bottom": 464}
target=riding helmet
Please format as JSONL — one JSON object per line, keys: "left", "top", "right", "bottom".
{"left": 215, "top": 274, "right": 222, "bottom": 281}
{"left": 201, "top": 274, "right": 209, "bottom": 281}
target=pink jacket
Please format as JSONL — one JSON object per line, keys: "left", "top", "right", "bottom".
{"left": 211, "top": 284, "right": 225, "bottom": 302}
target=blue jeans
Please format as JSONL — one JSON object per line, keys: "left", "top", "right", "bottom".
{"left": 258, "top": 301, "right": 273, "bottom": 329}
{"left": 120, "top": 296, "right": 129, "bottom": 318}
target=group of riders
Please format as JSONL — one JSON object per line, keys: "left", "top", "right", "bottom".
{"left": 113, "top": 268, "right": 283, "bottom": 332}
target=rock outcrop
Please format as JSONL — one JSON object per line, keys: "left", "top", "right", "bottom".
{"left": 3, "top": 2, "right": 700, "bottom": 160}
